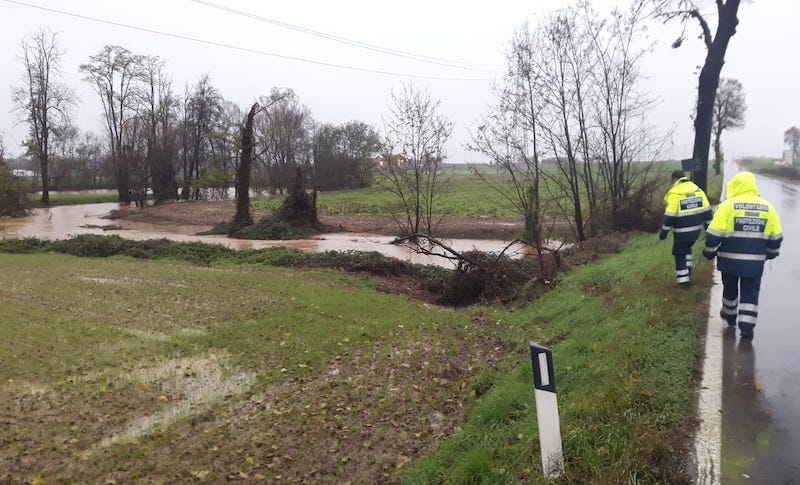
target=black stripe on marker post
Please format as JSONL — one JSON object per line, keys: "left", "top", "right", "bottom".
{"left": 530, "top": 342, "right": 556, "bottom": 393}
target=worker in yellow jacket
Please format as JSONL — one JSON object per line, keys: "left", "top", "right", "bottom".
{"left": 703, "top": 171, "right": 783, "bottom": 339}
{"left": 660, "top": 170, "right": 712, "bottom": 287}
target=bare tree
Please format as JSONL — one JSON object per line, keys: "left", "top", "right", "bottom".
{"left": 180, "top": 74, "right": 224, "bottom": 199}
{"left": 785, "top": 127, "right": 800, "bottom": 164}
{"left": 80, "top": 45, "right": 143, "bottom": 204}
{"left": 11, "top": 29, "right": 76, "bottom": 206}
{"left": 587, "top": 2, "right": 666, "bottom": 229}
{"left": 199, "top": 100, "right": 243, "bottom": 200}
{"left": 255, "top": 88, "right": 312, "bottom": 194}
{"left": 378, "top": 83, "right": 453, "bottom": 236}
{"left": 710, "top": 78, "right": 745, "bottom": 175}
{"left": 648, "top": 0, "right": 742, "bottom": 191}
{"left": 138, "top": 55, "right": 179, "bottom": 203}
{"left": 73, "top": 132, "right": 109, "bottom": 189}
{"left": 535, "top": 8, "right": 594, "bottom": 241}
{"left": 469, "top": 24, "right": 553, "bottom": 270}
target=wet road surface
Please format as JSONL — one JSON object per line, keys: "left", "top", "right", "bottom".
{"left": 0, "top": 202, "right": 535, "bottom": 269}
{"left": 721, "top": 164, "right": 800, "bottom": 484}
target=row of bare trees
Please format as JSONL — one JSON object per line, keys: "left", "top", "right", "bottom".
{"left": 76, "top": 46, "right": 315, "bottom": 206}
{"left": 10, "top": 31, "right": 382, "bottom": 207}
{"left": 470, "top": 2, "right": 665, "bottom": 246}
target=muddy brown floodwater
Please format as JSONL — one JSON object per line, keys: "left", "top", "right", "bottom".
{"left": 0, "top": 203, "right": 552, "bottom": 268}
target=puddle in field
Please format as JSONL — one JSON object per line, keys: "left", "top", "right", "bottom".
{"left": 88, "top": 354, "right": 255, "bottom": 453}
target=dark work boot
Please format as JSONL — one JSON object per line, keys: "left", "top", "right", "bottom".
{"left": 719, "top": 309, "right": 736, "bottom": 327}
{"left": 739, "top": 322, "right": 755, "bottom": 340}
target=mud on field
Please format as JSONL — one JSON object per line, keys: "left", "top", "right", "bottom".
{"left": 110, "top": 200, "right": 528, "bottom": 240}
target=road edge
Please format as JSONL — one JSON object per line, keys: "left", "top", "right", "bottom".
{"left": 693, "top": 270, "right": 724, "bottom": 484}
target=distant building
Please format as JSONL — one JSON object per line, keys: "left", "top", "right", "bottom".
{"left": 781, "top": 149, "right": 793, "bottom": 166}
{"left": 12, "top": 169, "right": 36, "bottom": 178}
{"left": 373, "top": 154, "right": 408, "bottom": 172}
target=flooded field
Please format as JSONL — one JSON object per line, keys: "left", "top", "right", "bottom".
{"left": 0, "top": 203, "right": 540, "bottom": 268}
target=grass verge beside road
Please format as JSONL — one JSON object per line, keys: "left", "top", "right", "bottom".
{"left": 0, "top": 232, "right": 711, "bottom": 484}
{"left": 407, "top": 234, "right": 712, "bottom": 484}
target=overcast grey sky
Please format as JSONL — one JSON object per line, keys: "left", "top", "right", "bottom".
{"left": 1, "top": 0, "right": 798, "bottom": 163}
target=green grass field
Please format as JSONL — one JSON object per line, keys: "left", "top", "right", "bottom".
{"left": 0, "top": 232, "right": 712, "bottom": 484}
{"left": 254, "top": 163, "right": 684, "bottom": 219}
{"left": 254, "top": 170, "right": 521, "bottom": 217}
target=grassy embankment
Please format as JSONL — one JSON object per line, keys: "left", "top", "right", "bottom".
{"left": 0, "top": 229, "right": 711, "bottom": 483}
{"left": 737, "top": 157, "right": 800, "bottom": 183}
{"left": 706, "top": 173, "right": 723, "bottom": 204}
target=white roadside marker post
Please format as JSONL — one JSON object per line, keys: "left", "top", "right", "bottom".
{"left": 530, "top": 342, "right": 565, "bottom": 479}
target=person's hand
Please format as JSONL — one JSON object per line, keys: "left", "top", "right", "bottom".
{"left": 659, "top": 230, "right": 668, "bottom": 240}
{"left": 703, "top": 250, "right": 716, "bottom": 261}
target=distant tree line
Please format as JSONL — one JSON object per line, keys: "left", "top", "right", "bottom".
{"left": 785, "top": 127, "right": 800, "bottom": 164}
{"left": 8, "top": 30, "right": 382, "bottom": 206}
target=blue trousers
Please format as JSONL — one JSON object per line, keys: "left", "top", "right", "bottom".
{"left": 721, "top": 272, "right": 762, "bottom": 334}
{"left": 672, "top": 240, "right": 694, "bottom": 284}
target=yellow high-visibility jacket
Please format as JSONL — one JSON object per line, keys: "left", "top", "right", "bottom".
{"left": 703, "top": 172, "right": 783, "bottom": 277}
{"left": 661, "top": 177, "right": 712, "bottom": 243}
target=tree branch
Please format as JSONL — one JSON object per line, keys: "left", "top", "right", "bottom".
{"left": 689, "top": 9, "right": 713, "bottom": 49}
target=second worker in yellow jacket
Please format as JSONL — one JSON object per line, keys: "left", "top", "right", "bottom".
{"left": 660, "top": 170, "right": 713, "bottom": 288}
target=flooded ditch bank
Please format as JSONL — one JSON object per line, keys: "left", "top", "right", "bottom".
{"left": 0, "top": 203, "right": 559, "bottom": 268}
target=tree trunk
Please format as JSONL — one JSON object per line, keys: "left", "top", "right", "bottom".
{"left": 233, "top": 103, "right": 259, "bottom": 228}
{"left": 690, "top": 0, "right": 740, "bottom": 191}
{"left": 40, "top": 153, "right": 50, "bottom": 206}
{"left": 713, "top": 129, "right": 723, "bottom": 176}
{"left": 117, "top": 164, "right": 131, "bottom": 205}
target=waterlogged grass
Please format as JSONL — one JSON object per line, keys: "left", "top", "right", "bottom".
{"left": 406, "top": 234, "right": 712, "bottom": 484}
{"left": 26, "top": 191, "right": 119, "bottom": 207}
{"left": 0, "top": 232, "right": 711, "bottom": 484}
{"left": 0, "top": 250, "right": 500, "bottom": 483}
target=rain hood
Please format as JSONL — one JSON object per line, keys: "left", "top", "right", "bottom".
{"left": 726, "top": 171, "right": 759, "bottom": 199}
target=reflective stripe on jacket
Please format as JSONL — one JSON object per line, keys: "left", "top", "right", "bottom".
{"left": 703, "top": 172, "right": 783, "bottom": 277}
{"left": 662, "top": 177, "right": 712, "bottom": 242}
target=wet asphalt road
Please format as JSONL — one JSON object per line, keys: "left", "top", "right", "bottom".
{"left": 721, "top": 163, "right": 800, "bottom": 484}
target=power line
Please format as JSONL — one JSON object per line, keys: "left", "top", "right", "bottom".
{"left": 191, "top": 0, "right": 499, "bottom": 73}
{"left": 2, "top": 0, "right": 493, "bottom": 82}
